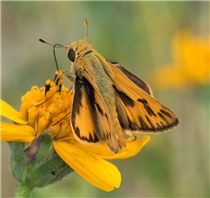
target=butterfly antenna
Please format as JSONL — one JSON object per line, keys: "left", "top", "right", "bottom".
{"left": 39, "top": 38, "right": 67, "bottom": 71}
{"left": 83, "top": 19, "right": 88, "bottom": 40}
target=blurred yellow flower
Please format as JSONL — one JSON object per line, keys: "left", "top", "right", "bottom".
{"left": 152, "top": 30, "right": 209, "bottom": 89}
{"left": 0, "top": 72, "right": 150, "bottom": 192}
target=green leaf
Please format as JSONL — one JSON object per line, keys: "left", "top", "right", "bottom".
{"left": 10, "top": 141, "right": 27, "bottom": 183}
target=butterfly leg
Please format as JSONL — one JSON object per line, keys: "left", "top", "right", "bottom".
{"left": 52, "top": 111, "right": 71, "bottom": 126}
{"left": 60, "top": 69, "right": 76, "bottom": 82}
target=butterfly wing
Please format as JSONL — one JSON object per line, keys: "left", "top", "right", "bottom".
{"left": 105, "top": 62, "right": 179, "bottom": 134}
{"left": 111, "top": 62, "right": 153, "bottom": 96}
{"left": 70, "top": 76, "right": 100, "bottom": 145}
{"left": 82, "top": 71, "right": 120, "bottom": 153}
{"left": 71, "top": 74, "right": 119, "bottom": 153}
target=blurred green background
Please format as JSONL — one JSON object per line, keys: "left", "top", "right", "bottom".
{"left": 1, "top": 1, "right": 209, "bottom": 198}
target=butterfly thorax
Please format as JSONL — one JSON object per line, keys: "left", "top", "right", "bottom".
{"left": 75, "top": 48, "right": 116, "bottom": 110}
{"left": 69, "top": 40, "right": 115, "bottom": 100}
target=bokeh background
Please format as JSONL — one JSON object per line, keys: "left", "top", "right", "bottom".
{"left": 1, "top": 1, "right": 209, "bottom": 198}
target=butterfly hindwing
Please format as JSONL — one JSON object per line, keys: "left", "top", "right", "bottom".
{"left": 105, "top": 62, "right": 179, "bottom": 133}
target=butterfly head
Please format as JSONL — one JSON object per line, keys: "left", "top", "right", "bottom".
{"left": 66, "top": 40, "right": 89, "bottom": 63}
{"left": 39, "top": 19, "right": 92, "bottom": 67}
{"left": 66, "top": 19, "right": 91, "bottom": 63}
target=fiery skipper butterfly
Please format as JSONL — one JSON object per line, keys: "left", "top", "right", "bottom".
{"left": 40, "top": 20, "right": 179, "bottom": 154}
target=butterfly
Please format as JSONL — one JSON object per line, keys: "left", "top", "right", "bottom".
{"left": 39, "top": 20, "right": 179, "bottom": 154}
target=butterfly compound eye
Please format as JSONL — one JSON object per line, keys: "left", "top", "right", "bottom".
{"left": 68, "top": 49, "right": 76, "bottom": 62}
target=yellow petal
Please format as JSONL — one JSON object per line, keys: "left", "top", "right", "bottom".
{"left": 70, "top": 136, "right": 150, "bottom": 160}
{"left": 1, "top": 122, "right": 35, "bottom": 142}
{"left": 112, "top": 136, "right": 150, "bottom": 159}
{"left": 53, "top": 140, "right": 121, "bottom": 191}
{"left": 0, "top": 99, "right": 27, "bottom": 124}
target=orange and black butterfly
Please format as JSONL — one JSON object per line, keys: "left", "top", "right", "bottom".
{"left": 40, "top": 20, "right": 179, "bottom": 154}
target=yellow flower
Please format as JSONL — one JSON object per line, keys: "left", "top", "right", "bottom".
{"left": 152, "top": 30, "right": 209, "bottom": 89}
{"left": 1, "top": 72, "right": 150, "bottom": 192}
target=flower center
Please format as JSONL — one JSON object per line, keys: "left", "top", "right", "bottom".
{"left": 20, "top": 71, "right": 73, "bottom": 141}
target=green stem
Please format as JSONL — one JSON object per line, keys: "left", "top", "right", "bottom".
{"left": 15, "top": 183, "right": 33, "bottom": 198}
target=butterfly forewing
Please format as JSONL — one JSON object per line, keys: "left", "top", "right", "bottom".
{"left": 82, "top": 71, "right": 120, "bottom": 153}
{"left": 71, "top": 73, "right": 120, "bottom": 153}
{"left": 104, "top": 62, "right": 179, "bottom": 133}
{"left": 111, "top": 62, "right": 153, "bottom": 96}
{"left": 71, "top": 76, "right": 100, "bottom": 145}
